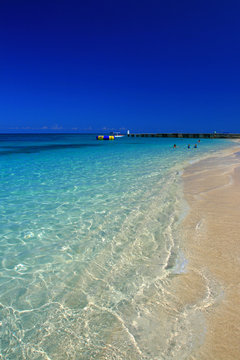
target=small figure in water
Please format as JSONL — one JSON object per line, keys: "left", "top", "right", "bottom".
{"left": 198, "top": 139, "right": 201, "bottom": 143}
{"left": 194, "top": 144, "right": 197, "bottom": 148}
{"left": 187, "top": 144, "right": 190, "bottom": 149}
{"left": 173, "top": 144, "right": 176, "bottom": 148}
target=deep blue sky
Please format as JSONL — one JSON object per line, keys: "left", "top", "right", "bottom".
{"left": 1, "top": 0, "right": 240, "bottom": 133}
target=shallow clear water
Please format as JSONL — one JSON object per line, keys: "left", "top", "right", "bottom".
{"left": 0, "top": 134, "right": 233, "bottom": 359}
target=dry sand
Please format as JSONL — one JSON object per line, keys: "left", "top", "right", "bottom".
{"left": 177, "top": 147, "right": 240, "bottom": 359}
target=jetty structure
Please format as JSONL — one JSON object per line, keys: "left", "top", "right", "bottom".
{"left": 127, "top": 133, "right": 240, "bottom": 139}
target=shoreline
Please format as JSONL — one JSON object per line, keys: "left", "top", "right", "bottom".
{"left": 177, "top": 144, "right": 240, "bottom": 359}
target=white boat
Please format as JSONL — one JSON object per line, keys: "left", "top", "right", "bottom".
{"left": 112, "top": 132, "right": 125, "bottom": 138}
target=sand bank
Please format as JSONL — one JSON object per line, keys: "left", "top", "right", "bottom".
{"left": 178, "top": 147, "right": 240, "bottom": 359}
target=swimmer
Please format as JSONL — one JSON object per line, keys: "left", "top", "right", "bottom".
{"left": 173, "top": 144, "right": 176, "bottom": 148}
{"left": 187, "top": 144, "right": 190, "bottom": 149}
{"left": 198, "top": 139, "right": 200, "bottom": 143}
{"left": 194, "top": 144, "right": 197, "bottom": 148}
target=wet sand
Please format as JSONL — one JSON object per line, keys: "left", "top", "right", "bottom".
{"left": 179, "top": 147, "right": 240, "bottom": 359}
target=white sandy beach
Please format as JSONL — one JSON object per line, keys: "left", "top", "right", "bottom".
{"left": 178, "top": 147, "right": 240, "bottom": 359}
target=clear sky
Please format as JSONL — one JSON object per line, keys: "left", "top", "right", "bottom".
{"left": 0, "top": 0, "right": 240, "bottom": 133}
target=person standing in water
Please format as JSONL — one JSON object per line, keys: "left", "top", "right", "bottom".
{"left": 173, "top": 144, "right": 176, "bottom": 148}
{"left": 188, "top": 144, "right": 190, "bottom": 149}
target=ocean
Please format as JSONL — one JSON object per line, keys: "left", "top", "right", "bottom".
{"left": 0, "top": 134, "right": 233, "bottom": 359}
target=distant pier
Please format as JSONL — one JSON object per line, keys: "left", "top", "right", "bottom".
{"left": 127, "top": 133, "right": 240, "bottom": 139}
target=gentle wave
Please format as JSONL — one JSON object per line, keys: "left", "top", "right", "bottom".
{"left": 0, "top": 134, "right": 234, "bottom": 359}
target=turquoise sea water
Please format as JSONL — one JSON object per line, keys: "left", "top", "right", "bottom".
{"left": 0, "top": 134, "right": 233, "bottom": 359}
